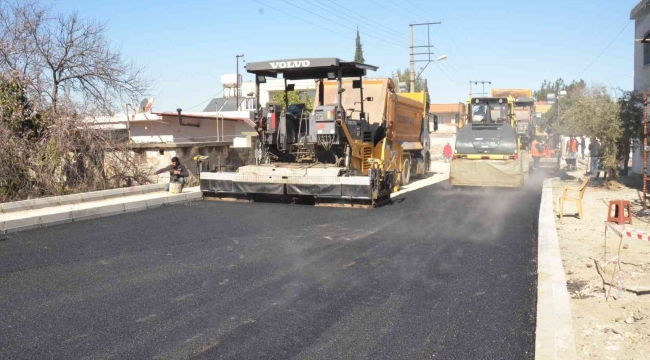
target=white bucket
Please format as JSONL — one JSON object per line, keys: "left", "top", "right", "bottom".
{"left": 169, "top": 183, "right": 183, "bottom": 194}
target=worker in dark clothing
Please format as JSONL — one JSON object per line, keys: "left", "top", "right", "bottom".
{"left": 153, "top": 156, "right": 189, "bottom": 190}
{"left": 580, "top": 136, "right": 586, "bottom": 159}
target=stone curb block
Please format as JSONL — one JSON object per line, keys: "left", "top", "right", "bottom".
{"left": 80, "top": 191, "right": 106, "bottom": 203}
{"left": 98, "top": 203, "right": 127, "bottom": 217}
{"left": 70, "top": 208, "right": 102, "bottom": 222}
{"left": 30, "top": 197, "right": 61, "bottom": 209}
{"left": 145, "top": 197, "right": 168, "bottom": 209}
{"left": 122, "top": 186, "right": 144, "bottom": 196}
{"left": 102, "top": 188, "right": 126, "bottom": 200}
{"left": 0, "top": 183, "right": 170, "bottom": 214}
{"left": 166, "top": 195, "right": 187, "bottom": 204}
{"left": 1, "top": 201, "right": 32, "bottom": 213}
{"left": 123, "top": 200, "right": 149, "bottom": 213}
{"left": 535, "top": 178, "right": 578, "bottom": 360}
{"left": 1, "top": 191, "right": 201, "bottom": 234}
{"left": 185, "top": 193, "right": 203, "bottom": 201}
{"left": 58, "top": 194, "right": 83, "bottom": 206}
{"left": 4, "top": 217, "right": 41, "bottom": 233}
{"left": 39, "top": 212, "right": 72, "bottom": 227}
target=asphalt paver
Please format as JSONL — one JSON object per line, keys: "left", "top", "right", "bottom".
{"left": 0, "top": 176, "right": 543, "bottom": 359}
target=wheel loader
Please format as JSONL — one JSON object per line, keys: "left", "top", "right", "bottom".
{"left": 199, "top": 58, "right": 434, "bottom": 207}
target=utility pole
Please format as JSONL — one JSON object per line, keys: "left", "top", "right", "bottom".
{"left": 640, "top": 92, "right": 648, "bottom": 211}
{"left": 469, "top": 80, "right": 491, "bottom": 97}
{"left": 410, "top": 25, "right": 415, "bottom": 93}
{"left": 409, "top": 21, "right": 441, "bottom": 92}
{"left": 236, "top": 54, "right": 244, "bottom": 111}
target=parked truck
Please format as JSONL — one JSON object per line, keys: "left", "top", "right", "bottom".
{"left": 199, "top": 58, "right": 434, "bottom": 207}
{"left": 491, "top": 89, "right": 535, "bottom": 173}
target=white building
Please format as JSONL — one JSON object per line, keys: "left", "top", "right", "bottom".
{"left": 631, "top": 1, "right": 650, "bottom": 174}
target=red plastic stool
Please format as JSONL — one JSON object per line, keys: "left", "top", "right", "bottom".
{"left": 607, "top": 200, "right": 632, "bottom": 225}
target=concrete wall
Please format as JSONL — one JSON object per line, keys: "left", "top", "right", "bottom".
{"left": 632, "top": 13, "right": 649, "bottom": 175}
{"left": 432, "top": 112, "right": 459, "bottom": 125}
{"left": 130, "top": 116, "right": 244, "bottom": 143}
{"left": 631, "top": 140, "right": 647, "bottom": 175}
{"left": 634, "top": 15, "right": 650, "bottom": 93}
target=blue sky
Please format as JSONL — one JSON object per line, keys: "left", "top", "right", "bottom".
{"left": 55, "top": 0, "right": 638, "bottom": 111}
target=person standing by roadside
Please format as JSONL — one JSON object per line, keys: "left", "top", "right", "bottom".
{"left": 530, "top": 137, "right": 543, "bottom": 170}
{"left": 580, "top": 135, "right": 586, "bottom": 159}
{"left": 588, "top": 137, "right": 601, "bottom": 179}
{"left": 566, "top": 135, "right": 579, "bottom": 170}
{"left": 443, "top": 142, "right": 453, "bottom": 163}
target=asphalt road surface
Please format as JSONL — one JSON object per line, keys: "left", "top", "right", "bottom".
{"left": 0, "top": 175, "right": 543, "bottom": 359}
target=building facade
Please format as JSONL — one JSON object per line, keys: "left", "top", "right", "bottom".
{"left": 631, "top": 1, "right": 650, "bottom": 174}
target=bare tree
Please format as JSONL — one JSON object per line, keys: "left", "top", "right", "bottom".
{"left": 0, "top": 0, "right": 149, "bottom": 114}
{"left": 0, "top": 1, "right": 153, "bottom": 201}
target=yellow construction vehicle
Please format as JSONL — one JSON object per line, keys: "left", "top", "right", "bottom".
{"left": 450, "top": 96, "right": 524, "bottom": 187}
{"left": 491, "top": 89, "right": 535, "bottom": 173}
{"left": 199, "top": 58, "right": 434, "bottom": 207}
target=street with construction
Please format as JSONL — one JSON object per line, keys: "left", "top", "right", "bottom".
{"left": 2, "top": 1, "right": 650, "bottom": 359}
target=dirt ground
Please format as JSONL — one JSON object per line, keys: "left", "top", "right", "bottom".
{"left": 552, "top": 161, "right": 650, "bottom": 359}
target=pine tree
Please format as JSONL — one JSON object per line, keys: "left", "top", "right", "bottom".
{"left": 354, "top": 28, "right": 365, "bottom": 64}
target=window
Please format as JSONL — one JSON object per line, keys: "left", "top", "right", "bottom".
{"left": 645, "top": 31, "right": 650, "bottom": 66}
{"left": 470, "top": 101, "right": 509, "bottom": 124}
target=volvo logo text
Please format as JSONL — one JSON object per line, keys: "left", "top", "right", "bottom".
{"left": 269, "top": 60, "right": 311, "bottom": 69}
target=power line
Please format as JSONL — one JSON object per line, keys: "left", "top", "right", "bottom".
{"left": 311, "top": 0, "right": 415, "bottom": 46}
{"left": 443, "top": 24, "right": 463, "bottom": 56}
{"left": 403, "top": 0, "right": 434, "bottom": 18}
{"left": 369, "top": 0, "right": 416, "bottom": 23}
{"left": 184, "top": 89, "right": 224, "bottom": 111}
{"left": 324, "top": 0, "right": 429, "bottom": 47}
{"left": 382, "top": 0, "right": 460, "bottom": 77}
{"left": 278, "top": 0, "right": 405, "bottom": 48}
{"left": 578, "top": 22, "right": 631, "bottom": 78}
{"left": 251, "top": 0, "right": 355, "bottom": 42}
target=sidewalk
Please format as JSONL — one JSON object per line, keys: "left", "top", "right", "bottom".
{"left": 551, "top": 170, "right": 650, "bottom": 359}
{"left": 1, "top": 186, "right": 202, "bottom": 234}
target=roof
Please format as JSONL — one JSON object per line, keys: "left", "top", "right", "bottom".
{"left": 153, "top": 111, "right": 256, "bottom": 129}
{"left": 202, "top": 97, "right": 245, "bottom": 112}
{"left": 430, "top": 104, "right": 462, "bottom": 113}
{"left": 631, "top": 0, "right": 650, "bottom": 20}
{"left": 245, "top": 58, "right": 378, "bottom": 80}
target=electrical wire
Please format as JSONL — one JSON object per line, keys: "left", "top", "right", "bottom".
{"left": 321, "top": 0, "right": 429, "bottom": 47}
{"left": 307, "top": 0, "right": 413, "bottom": 47}
{"left": 374, "top": 0, "right": 461, "bottom": 78}
{"left": 278, "top": 0, "right": 405, "bottom": 48}
{"left": 578, "top": 22, "right": 631, "bottom": 78}
{"left": 403, "top": 0, "right": 437, "bottom": 21}
{"left": 251, "top": 0, "right": 355, "bottom": 42}
{"left": 183, "top": 89, "right": 224, "bottom": 111}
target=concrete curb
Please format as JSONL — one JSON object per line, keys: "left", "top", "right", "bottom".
{"left": 0, "top": 183, "right": 167, "bottom": 214}
{"left": 0, "top": 191, "right": 202, "bottom": 234}
{"left": 535, "top": 178, "right": 577, "bottom": 360}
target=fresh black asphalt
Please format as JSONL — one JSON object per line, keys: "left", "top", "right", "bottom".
{"left": 0, "top": 175, "right": 543, "bottom": 359}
